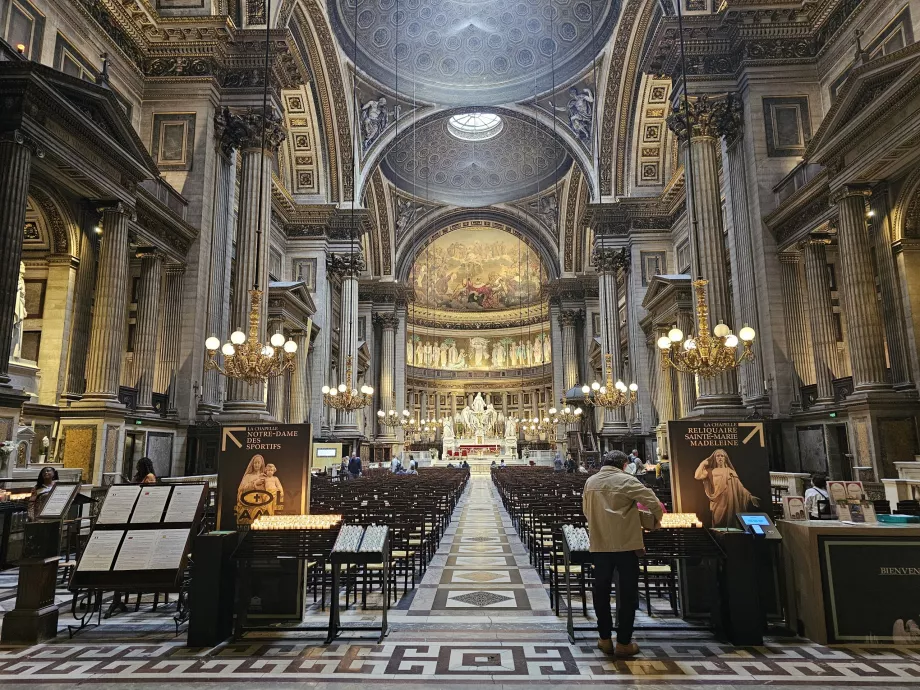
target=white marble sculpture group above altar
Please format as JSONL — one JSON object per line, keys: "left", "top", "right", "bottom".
{"left": 407, "top": 332, "right": 550, "bottom": 371}
{"left": 442, "top": 393, "right": 517, "bottom": 458}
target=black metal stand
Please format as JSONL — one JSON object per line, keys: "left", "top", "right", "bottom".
{"left": 326, "top": 537, "right": 390, "bottom": 643}
{"left": 562, "top": 540, "right": 595, "bottom": 644}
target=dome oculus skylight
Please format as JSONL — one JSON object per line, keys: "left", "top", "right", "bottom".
{"left": 448, "top": 113, "right": 503, "bottom": 141}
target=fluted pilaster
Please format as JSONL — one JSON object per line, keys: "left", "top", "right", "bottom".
{"left": 65, "top": 226, "right": 99, "bottom": 397}
{"left": 134, "top": 249, "right": 163, "bottom": 411}
{"left": 594, "top": 248, "right": 628, "bottom": 430}
{"left": 154, "top": 266, "right": 184, "bottom": 410}
{"left": 83, "top": 205, "right": 131, "bottom": 402}
{"left": 266, "top": 318, "right": 286, "bottom": 421}
{"left": 803, "top": 237, "right": 840, "bottom": 402}
{"left": 335, "top": 269, "right": 360, "bottom": 435}
{"left": 834, "top": 187, "right": 890, "bottom": 391}
{"left": 779, "top": 251, "right": 815, "bottom": 401}
{"left": 375, "top": 312, "right": 399, "bottom": 440}
{"left": 676, "top": 310, "right": 697, "bottom": 417}
{"left": 0, "top": 132, "right": 36, "bottom": 383}
{"left": 559, "top": 309, "right": 582, "bottom": 391}
{"left": 869, "top": 188, "right": 912, "bottom": 389}
{"left": 289, "top": 330, "right": 310, "bottom": 424}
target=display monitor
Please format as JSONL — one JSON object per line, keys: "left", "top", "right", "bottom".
{"left": 316, "top": 448, "right": 338, "bottom": 458}
{"left": 739, "top": 514, "right": 771, "bottom": 526}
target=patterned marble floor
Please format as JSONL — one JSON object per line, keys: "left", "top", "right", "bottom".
{"left": 1, "top": 476, "right": 920, "bottom": 687}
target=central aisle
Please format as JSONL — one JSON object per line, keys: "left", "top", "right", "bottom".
{"left": 404, "top": 474, "right": 554, "bottom": 621}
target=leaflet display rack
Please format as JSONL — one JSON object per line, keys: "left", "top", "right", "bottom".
{"left": 67, "top": 483, "right": 208, "bottom": 634}
{"left": 328, "top": 525, "right": 390, "bottom": 643}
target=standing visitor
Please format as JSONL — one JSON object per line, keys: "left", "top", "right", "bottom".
{"left": 134, "top": 457, "right": 157, "bottom": 484}
{"left": 348, "top": 454, "right": 362, "bottom": 479}
{"left": 27, "top": 467, "right": 59, "bottom": 521}
{"left": 804, "top": 473, "right": 830, "bottom": 518}
{"left": 583, "top": 450, "right": 663, "bottom": 657}
{"left": 554, "top": 451, "right": 563, "bottom": 472}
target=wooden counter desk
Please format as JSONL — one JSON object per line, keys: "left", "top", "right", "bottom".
{"left": 777, "top": 520, "right": 920, "bottom": 644}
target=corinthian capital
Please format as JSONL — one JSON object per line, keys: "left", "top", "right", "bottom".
{"left": 593, "top": 247, "right": 629, "bottom": 274}
{"left": 327, "top": 252, "right": 366, "bottom": 280}
{"left": 559, "top": 309, "right": 584, "bottom": 328}
{"left": 373, "top": 312, "right": 400, "bottom": 330}
{"left": 666, "top": 94, "right": 739, "bottom": 142}
{"left": 217, "top": 105, "right": 287, "bottom": 154}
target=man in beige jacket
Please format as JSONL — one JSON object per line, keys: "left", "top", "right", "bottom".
{"left": 583, "top": 450, "right": 664, "bottom": 657}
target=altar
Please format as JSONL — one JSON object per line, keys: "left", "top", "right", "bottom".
{"left": 442, "top": 393, "right": 518, "bottom": 460}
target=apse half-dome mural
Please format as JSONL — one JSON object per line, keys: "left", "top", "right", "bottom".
{"left": 411, "top": 225, "right": 545, "bottom": 312}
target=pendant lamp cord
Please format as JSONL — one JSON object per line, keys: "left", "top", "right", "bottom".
{"left": 253, "top": 0, "right": 272, "bottom": 292}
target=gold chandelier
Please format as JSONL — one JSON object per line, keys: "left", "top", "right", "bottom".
{"left": 525, "top": 413, "right": 556, "bottom": 437}
{"left": 549, "top": 397, "right": 583, "bottom": 425}
{"left": 322, "top": 355, "right": 373, "bottom": 411}
{"left": 657, "top": 279, "right": 755, "bottom": 376}
{"left": 205, "top": 289, "right": 297, "bottom": 385}
{"left": 581, "top": 353, "right": 638, "bottom": 408}
{"left": 377, "top": 403, "right": 411, "bottom": 429}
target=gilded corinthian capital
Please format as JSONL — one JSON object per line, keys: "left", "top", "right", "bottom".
{"left": 666, "top": 94, "right": 741, "bottom": 142}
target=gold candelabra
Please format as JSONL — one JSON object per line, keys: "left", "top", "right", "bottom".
{"left": 657, "top": 279, "right": 756, "bottom": 377}
{"left": 204, "top": 289, "right": 297, "bottom": 385}
{"left": 549, "top": 397, "right": 583, "bottom": 425}
{"left": 322, "top": 355, "right": 373, "bottom": 411}
{"left": 377, "top": 405, "right": 411, "bottom": 429}
{"left": 581, "top": 353, "right": 638, "bottom": 408}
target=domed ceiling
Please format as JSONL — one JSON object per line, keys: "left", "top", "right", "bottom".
{"left": 380, "top": 112, "right": 572, "bottom": 206}
{"left": 329, "top": 0, "right": 621, "bottom": 105}
{"left": 411, "top": 224, "right": 545, "bottom": 312}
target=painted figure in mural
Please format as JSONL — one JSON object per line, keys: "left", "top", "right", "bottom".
{"left": 567, "top": 87, "right": 595, "bottom": 143}
{"left": 415, "top": 338, "right": 424, "bottom": 365}
{"left": 361, "top": 96, "right": 388, "bottom": 149}
{"left": 532, "top": 337, "right": 543, "bottom": 365}
{"left": 509, "top": 342, "right": 518, "bottom": 367}
{"left": 694, "top": 448, "right": 760, "bottom": 528}
{"left": 543, "top": 333, "right": 552, "bottom": 363}
{"left": 492, "top": 341, "right": 505, "bottom": 368}
{"left": 470, "top": 337, "right": 489, "bottom": 367}
{"left": 456, "top": 349, "right": 467, "bottom": 368}
{"left": 439, "top": 341, "right": 449, "bottom": 368}
{"left": 11, "top": 261, "right": 27, "bottom": 360}
{"left": 448, "top": 340, "right": 459, "bottom": 365}
{"left": 407, "top": 337, "right": 414, "bottom": 365}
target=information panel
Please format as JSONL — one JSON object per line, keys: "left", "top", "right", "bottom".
{"left": 130, "top": 486, "right": 171, "bottom": 523}
{"left": 97, "top": 485, "right": 141, "bottom": 524}
{"left": 77, "top": 531, "right": 124, "bottom": 572}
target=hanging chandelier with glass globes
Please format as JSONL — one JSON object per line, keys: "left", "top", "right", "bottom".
{"left": 580, "top": 353, "right": 638, "bottom": 408}
{"left": 656, "top": 279, "right": 756, "bottom": 377}
{"left": 550, "top": 397, "right": 583, "bottom": 425}
{"left": 377, "top": 405, "right": 412, "bottom": 429}
{"left": 322, "top": 355, "right": 373, "bottom": 411}
{"left": 205, "top": 294, "right": 298, "bottom": 385}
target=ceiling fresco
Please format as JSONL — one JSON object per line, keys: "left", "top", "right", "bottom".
{"left": 329, "top": 0, "right": 621, "bottom": 106}
{"left": 381, "top": 112, "right": 572, "bottom": 206}
{"left": 411, "top": 225, "right": 545, "bottom": 312}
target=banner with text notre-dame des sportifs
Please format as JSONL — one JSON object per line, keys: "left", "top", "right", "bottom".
{"left": 668, "top": 421, "right": 771, "bottom": 529}
{"left": 217, "top": 424, "right": 312, "bottom": 531}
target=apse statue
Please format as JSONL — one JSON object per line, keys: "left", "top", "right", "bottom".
{"left": 504, "top": 417, "right": 517, "bottom": 439}
{"left": 407, "top": 332, "right": 551, "bottom": 372}
{"left": 567, "top": 87, "right": 594, "bottom": 143}
{"left": 442, "top": 416, "right": 455, "bottom": 442}
{"left": 395, "top": 198, "right": 417, "bottom": 237}
{"left": 11, "top": 262, "right": 27, "bottom": 360}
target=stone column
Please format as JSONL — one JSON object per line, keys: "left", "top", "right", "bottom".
{"left": 0, "top": 132, "right": 39, "bottom": 386}
{"left": 375, "top": 312, "right": 399, "bottom": 440}
{"left": 82, "top": 204, "right": 131, "bottom": 403}
{"left": 133, "top": 248, "right": 163, "bottom": 411}
{"left": 594, "top": 247, "right": 628, "bottom": 432}
{"left": 676, "top": 310, "right": 697, "bottom": 417}
{"left": 330, "top": 253, "right": 363, "bottom": 435}
{"left": 201, "top": 114, "right": 241, "bottom": 412}
{"left": 288, "top": 330, "right": 310, "bottom": 424}
{"left": 803, "top": 236, "right": 840, "bottom": 402}
{"left": 834, "top": 187, "right": 890, "bottom": 392}
{"left": 154, "top": 266, "right": 184, "bottom": 411}
{"left": 65, "top": 224, "right": 99, "bottom": 398}
{"left": 559, "top": 309, "right": 582, "bottom": 392}
{"left": 668, "top": 96, "right": 742, "bottom": 409}
{"left": 779, "top": 251, "right": 815, "bottom": 402}
{"left": 266, "top": 317, "right": 286, "bottom": 421}
{"left": 224, "top": 107, "right": 286, "bottom": 416}
{"left": 869, "top": 187, "right": 912, "bottom": 389}
{"left": 718, "top": 99, "right": 766, "bottom": 403}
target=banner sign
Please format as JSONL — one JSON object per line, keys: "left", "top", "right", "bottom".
{"left": 218, "top": 424, "right": 312, "bottom": 531}
{"left": 667, "top": 420, "right": 772, "bottom": 529}
{"left": 819, "top": 536, "right": 920, "bottom": 643}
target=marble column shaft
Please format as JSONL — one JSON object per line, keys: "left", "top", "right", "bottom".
{"left": 0, "top": 134, "right": 34, "bottom": 383}
{"left": 835, "top": 189, "right": 890, "bottom": 391}
{"left": 201, "top": 144, "right": 237, "bottom": 410}
{"left": 595, "top": 250, "right": 627, "bottom": 428}
{"left": 869, "top": 189, "right": 911, "bottom": 388}
{"left": 803, "top": 238, "right": 840, "bottom": 402}
{"left": 779, "top": 251, "right": 815, "bottom": 397}
{"left": 676, "top": 310, "right": 697, "bottom": 417}
{"left": 266, "top": 318, "right": 286, "bottom": 421}
{"left": 560, "top": 309, "right": 581, "bottom": 391}
{"left": 376, "top": 312, "right": 397, "bottom": 439}
{"left": 289, "top": 330, "right": 309, "bottom": 424}
{"left": 225, "top": 145, "right": 272, "bottom": 411}
{"left": 65, "top": 225, "right": 99, "bottom": 397}
{"left": 335, "top": 275, "right": 360, "bottom": 434}
{"left": 684, "top": 135, "right": 741, "bottom": 406}
{"left": 134, "top": 250, "right": 163, "bottom": 410}
{"left": 154, "top": 267, "right": 184, "bottom": 410}
{"left": 722, "top": 135, "right": 766, "bottom": 402}
{"left": 83, "top": 206, "right": 130, "bottom": 401}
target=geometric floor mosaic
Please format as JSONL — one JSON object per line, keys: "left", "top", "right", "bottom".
{"left": 1, "top": 477, "right": 920, "bottom": 686}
